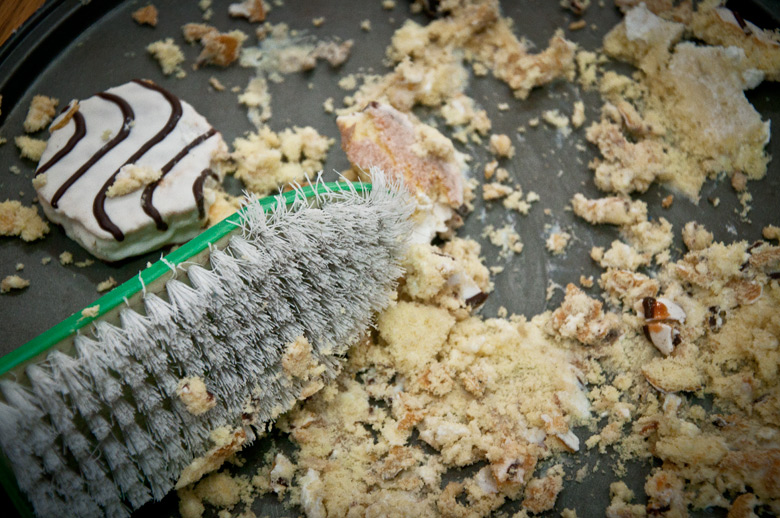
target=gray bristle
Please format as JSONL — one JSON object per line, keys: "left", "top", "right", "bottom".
{"left": 1, "top": 171, "right": 413, "bottom": 517}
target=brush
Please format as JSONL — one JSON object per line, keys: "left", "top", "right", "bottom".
{"left": 0, "top": 172, "right": 413, "bottom": 518}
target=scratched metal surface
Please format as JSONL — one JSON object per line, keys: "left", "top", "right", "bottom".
{"left": 0, "top": 0, "right": 778, "bottom": 516}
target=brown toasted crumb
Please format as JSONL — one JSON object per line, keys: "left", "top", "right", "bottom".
{"left": 580, "top": 275, "right": 594, "bottom": 288}
{"left": 24, "top": 95, "right": 58, "bottom": 133}
{"left": 1, "top": 275, "right": 29, "bottom": 294}
{"left": 132, "top": 5, "right": 159, "bottom": 27}
{"left": 208, "top": 76, "right": 226, "bottom": 91}
{"left": 0, "top": 200, "right": 50, "bottom": 241}
{"left": 14, "top": 136, "right": 47, "bottom": 162}
{"left": 50, "top": 101, "right": 79, "bottom": 131}
{"left": 228, "top": 0, "right": 265, "bottom": 23}
{"left": 484, "top": 160, "right": 498, "bottom": 180}
{"left": 489, "top": 133, "right": 515, "bottom": 158}
{"left": 96, "top": 277, "right": 117, "bottom": 293}
{"left": 177, "top": 377, "right": 216, "bottom": 416}
{"left": 763, "top": 225, "right": 780, "bottom": 242}
{"left": 569, "top": 20, "right": 587, "bottom": 31}
{"left": 661, "top": 194, "right": 674, "bottom": 208}
{"left": 194, "top": 28, "right": 248, "bottom": 68}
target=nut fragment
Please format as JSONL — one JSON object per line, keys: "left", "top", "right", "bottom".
{"left": 640, "top": 296, "right": 686, "bottom": 356}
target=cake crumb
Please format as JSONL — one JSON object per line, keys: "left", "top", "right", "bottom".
{"left": 208, "top": 77, "right": 226, "bottom": 91}
{"left": 571, "top": 100, "right": 586, "bottom": 128}
{"left": 571, "top": 193, "right": 647, "bottom": 226}
{"left": 177, "top": 377, "right": 216, "bottom": 415}
{"left": 483, "top": 224, "right": 524, "bottom": 256}
{"left": 489, "top": 133, "right": 515, "bottom": 158}
{"left": 24, "top": 95, "right": 58, "bottom": 133}
{"left": 0, "top": 200, "right": 50, "bottom": 241}
{"left": 147, "top": 38, "right": 186, "bottom": 77}
{"left": 75, "top": 259, "right": 94, "bottom": 268}
{"left": 81, "top": 305, "right": 99, "bottom": 318}
{"left": 482, "top": 182, "right": 514, "bottom": 201}
{"left": 360, "top": 19, "right": 372, "bottom": 32}
{"left": 382, "top": 0, "right": 396, "bottom": 9}
{"left": 681, "top": 221, "right": 713, "bottom": 251}
{"left": 661, "top": 194, "right": 674, "bottom": 208}
{"left": 762, "top": 225, "right": 780, "bottom": 242}
{"left": 322, "top": 97, "right": 335, "bottom": 113}
{"left": 1, "top": 275, "right": 29, "bottom": 294}
{"left": 522, "top": 465, "right": 565, "bottom": 513}
{"left": 569, "top": 20, "right": 587, "bottom": 31}
{"left": 106, "top": 165, "right": 162, "bottom": 198}
{"left": 96, "top": 277, "right": 117, "bottom": 293}
{"left": 132, "top": 4, "right": 158, "bottom": 26}
{"left": 542, "top": 109, "right": 571, "bottom": 131}
{"left": 15, "top": 263, "right": 23, "bottom": 271}
{"left": 546, "top": 232, "right": 571, "bottom": 255}
{"left": 228, "top": 0, "right": 265, "bottom": 23}
{"left": 40, "top": 257, "right": 51, "bottom": 265}
{"left": 15, "top": 136, "right": 47, "bottom": 162}
{"left": 59, "top": 251, "right": 73, "bottom": 265}
{"left": 579, "top": 275, "right": 594, "bottom": 288}
{"left": 183, "top": 24, "right": 248, "bottom": 68}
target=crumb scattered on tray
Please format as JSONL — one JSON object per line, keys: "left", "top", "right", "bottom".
{"left": 132, "top": 4, "right": 158, "bottom": 27}
{"left": 0, "top": 200, "right": 50, "bottom": 241}
{"left": 1, "top": 275, "right": 29, "bottom": 294}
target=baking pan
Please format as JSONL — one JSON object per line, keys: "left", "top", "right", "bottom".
{"left": 0, "top": 0, "right": 778, "bottom": 516}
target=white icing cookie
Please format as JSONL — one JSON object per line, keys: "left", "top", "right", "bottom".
{"left": 34, "top": 80, "right": 228, "bottom": 261}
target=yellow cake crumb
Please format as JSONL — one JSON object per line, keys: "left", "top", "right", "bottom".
{"left": 0, "top": 200, "right": 50, "bottom": 241}
{"left": 14, "top": 136, "right": 47, "bottom": 162}
{"left": 147, "top": 38, "right": 186, "bottom": 76}
{"left": 106, "top": 164, "right": 162, "bottom": 198}
{"left": 177, "top": 377, "right": 216, "bottom": 416}
{"left": 1, "top": 275, "right": 29, "bottom": 294}
{"left": 24, "top": 95, "right": 58, "bottom": 133}
{"left": 96, "top": 277, "right": 116, "bottom": 293}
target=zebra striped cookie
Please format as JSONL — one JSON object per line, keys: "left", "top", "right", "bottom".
{"left": 33, "top": 80, "right": 228, "bottom": 261}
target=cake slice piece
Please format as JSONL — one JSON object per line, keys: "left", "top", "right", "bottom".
{"left": 33, "top": 80, "right": 228, "bottom": 261}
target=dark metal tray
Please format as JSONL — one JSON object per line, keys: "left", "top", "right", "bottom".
{"left": 1, "top": 0, "right": 778, "bottom": 516}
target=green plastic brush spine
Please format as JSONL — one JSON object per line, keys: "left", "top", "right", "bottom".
{"left": 0, "top": 180, "right": 371, "bottom": 517}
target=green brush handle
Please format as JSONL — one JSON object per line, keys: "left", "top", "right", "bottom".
{"left": 0, "top": 180, "right": 371, "bottom": 518}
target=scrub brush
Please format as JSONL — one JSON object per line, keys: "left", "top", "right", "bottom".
{"left": 0, "top": 172, "right": 413, "bottom": 518}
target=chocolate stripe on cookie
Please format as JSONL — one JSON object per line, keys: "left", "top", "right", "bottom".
{"left": 192, "top": 168, "right": 219, "bottom": 219}
{"left": 51, "top": 93, "right": 134, "bottom": 209}
{"left": 142, "top": 128, "right": 218, "bottom": 231}
{"left": 36, "top": 111, "right": 86, "bottom": 177}
{"left": 93, "top": 80, "right": 184, "bottom": 241}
